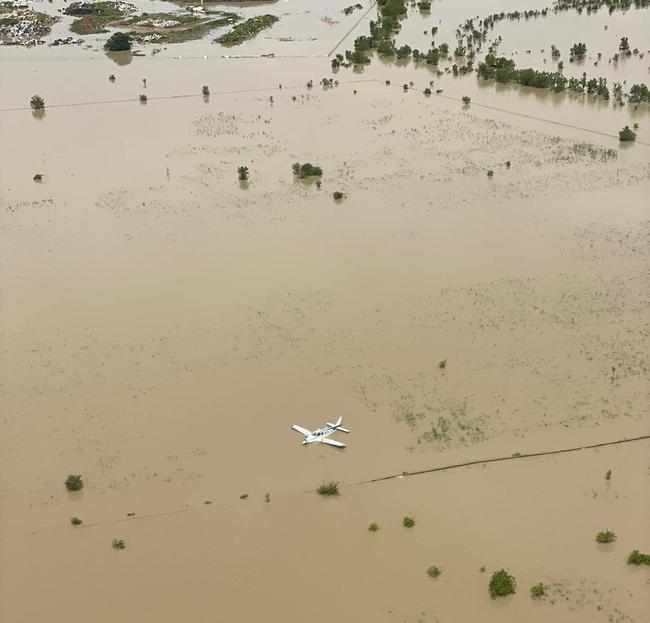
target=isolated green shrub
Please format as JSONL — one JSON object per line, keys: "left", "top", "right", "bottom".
{"left": 65, "top": 474, "right": 84, "bottom": 491}
{"left": 112, "top": 539, "right": 126, "bottom": 550}
{"left": 403, "top": 516, "right": 415, "bottom": 528}
{"left": 293, "top": 162, "right": 323, "bottom": 178}
{"left": 368, "top": 522, "right": 379, "bottom": 532}
{"left": 530, "top": 582, "right": 545, "bottom": 598}
{"left": 317, "top": 481, "right": 339, "bottom": 496}
{"left": 70, "top": 517, "right": 82, "bottom": 526}
{"left": 333, "top": 191, "right": 344, "bottom": 200}
{"left": 30, "top": 95, "right": 45, "bottom": 110}
{"left": 238, "top": 166, "right": 249, "bottom": 181}
{"left": 627, "top": 550, "right": 650, "bottom": 565}
{"left": 596, "top": 530, "right": 616, "bottom": 544}
{"left": 489, "top": 569, "right": 516, "bottom": 598}
{"left": 427, "top": 565, "right": 441, "bottom": 578}
{"left": 619, "top": 126, "right": 636, "bottom": 142}
{"left": 104, "top": 31, "right": 131, "bottom": 52}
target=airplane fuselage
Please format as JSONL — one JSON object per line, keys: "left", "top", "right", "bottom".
{"left": 303, "top": 426, "right": 337, "bottom": 444}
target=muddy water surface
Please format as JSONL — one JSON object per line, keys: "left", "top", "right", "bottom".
{"left": 1, "top": 2, "right": 649, "bottom": 622}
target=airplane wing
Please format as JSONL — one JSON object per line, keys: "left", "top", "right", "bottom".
{"left": 291, "top": 425, "right": 311, "bottom": 436}
{"left": 320, "top": 438, "right": 346, "bottom": 448}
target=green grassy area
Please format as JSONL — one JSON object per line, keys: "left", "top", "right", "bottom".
{"left": 216, "top": 14, "right": 278, "bottom": 45}
{"left": 121, "top": 11, "right": 239, "bottom": 44}
{"left": 64, "top": 1, "right": 134, "bottom": 35}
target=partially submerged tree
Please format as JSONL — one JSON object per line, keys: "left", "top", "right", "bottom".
{"left": 619, "top": 126, "right": 636, "bottom": 142}
{"left": 238, "top": 166, "right": 249, "bottom": 181}
{"left": 30, "top": 95, "right": 45, "bottom": 110}
{"left": 489, "top": 569, "right": 516, "bottom": 598}
{"left": 104, "top": 32, "right": 132, "bottom": 52}
{"left": 65, "top": 474, "right": 84, "bottom": 491}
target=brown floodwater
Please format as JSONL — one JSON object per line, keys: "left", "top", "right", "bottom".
{"left": 1, "top": 1, "right": 649, "bottom": 622}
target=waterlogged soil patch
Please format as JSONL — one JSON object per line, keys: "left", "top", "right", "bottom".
{"left": 62, "top": 1, "right": 136, "bottom": 35}
{"left": 216, "top": 14, "right": 278, "bottom": 45}
{"left": 0, "top": 2, "right": 58, "bottom": 45}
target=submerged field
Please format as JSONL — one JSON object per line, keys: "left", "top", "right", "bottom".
{"left": 0, "top": 0, "right": 649, "bottom": 621}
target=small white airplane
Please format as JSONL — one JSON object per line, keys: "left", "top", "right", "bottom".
{"left": 291, "top": 417, "right": 350, "bottom": 448}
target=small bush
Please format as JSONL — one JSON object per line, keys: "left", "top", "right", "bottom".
{"left": 202, "top": 85, "right": 210, "bottom": 96}
{"left": 627, "top": 550, "right": 650, "bottom": 566}
{"left": 105, "top": 32, "right": 132, "bottom": 52}
{"left": 33, "top": 174, "right": 43, "bottom": 182}
{"left": 112, "top": 539, "right": 126, "bottom": 550}
{"left": 333, "top": 191, "right": 344, "bottom": 201}
{"left": 264, "top": 492, "right": 271, "bottom": 503}
{"left": 462, "top": 96, "right": 471, "bottom": 105}
{"left": 596, "top": 530, "right": 616, "bottom": 544}
{"left": 139, "top": 94, "right": 148, "bottom": 103}
{"left": 479, "top": 566, "right": 486, "bottom": 573}
{"left": 424, "top": 88, "right": 432, "bottom": 96}
{"left": 70, "top": 517, "right": 82, "bottom": 526}
{"left": 368, "top": 522, "right": 379, "bottom": 532}
{"left": 108, "top": 74, "right": 116, "bottom": 82}
{"left": 30, "top": 95, "right": 45, "bottom": 110}
{"left": 403, "top": 516, "right": 415, "bottom": 528}
{"left": 65, "top": 474, "right": 84, "bottom": 491}
{"left": 489, "top": 569, "right": 516, "bottom": 598}
{"left": 530, "top": 582, "right": 545, "bottom": 598}
{"left": 240, "top": 492, "right": 249, "bottom": 500}
{"left": 238, "top": 166, "right": 249, "bottom": 181}
{"left": 292, "top": 162, "right": 323, "bottom": 178}
{"left": 619, "top": 126, "right": 636, "bottom": 142}
{"left": 505, "top": 160, "right": 511, "bottom": 168}
{"left": 438, "top": 359, "right": 447, "bottom": 370}
{"left": 605, "top": 469, "right": 612, "bottom": 480}
{"left": 427, "top": 565, "right": 441, "bottom": 578}
{"left": 317, "top": 481, "right": 340, "bottom": 496}
{"left": 487, "top": 170, "right": 494, "bottom": 178}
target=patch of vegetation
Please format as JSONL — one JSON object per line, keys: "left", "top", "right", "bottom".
{"left": 489, "top": 569, "right": 516, "bottom": 598}
{"left": 530, "top": 582, "right": 545, "bottom": 598}
{"left": 317, "top": 481, "right": 340, "bottom": 496}
{"left": 619, "top": 126, "right": 636, "bottom": 142}
{"left": 569, "top": 41, "right": 587, "bottom": 60}
{"left": 112, "top": 538, "right": 126, "bottom": 550}
{"left": 333, "top": 191, "right": 344, "bottom": 201}
{"left": 403, "top": 516, "right": 415, "bottom": 528}
{"left": 605, "top": 469, "right": 612, "bottom": 480}
{"left": 70, "top": 517, "right": 82, "bottom": 526}
{"left": 479, "top": 566, "right": 486, "bottom": 573}
{"left": 627, "top": 550, "right": 650, "bottom": 566}
{"left": 63, "top": 1, "right": 135, "bottom": 35}
{"left": 264, "top": 492, "right": 271, "bottom": 503}
{"left": 30, "top": 94, "right": 45, "bottom": 110}
{"left": 238, "top": 166, "right": 249, "bottom": 181}
{"left": 462, "top": 96, "right": 471, "bottom": 104}
{"left": 368, "top": 522, "right": 379, "bottom": 532}
{"left": 427, "top": 565, "right": 441, "bottom": 578}
{"left": 487, "top": 169, "right": 494, "bottom": 177}
{"left": 202, "top": 85, "right": 209, "bottom": 96}
{"left": 139, "top": 93, "right": 148, "bottom": 103}
{"left": 104, "top": 31, "right": 132, "bottom": 51}
{"left": 292, "top": 162, "right": 323, "bottom": 178}
{"left": 65, "top": 474, "right": 84, "bottom": 491}
{"left": 240, "top": 492, "right": 248, "bottom": 499}
{"left": 629, "top": 83, "right": 650, "bottom": 104}
{"left": 216, "top": 14, "right": 278, "bottom": 46}
{"left": 596, "top": 530, "right": 616, "bottom": 544}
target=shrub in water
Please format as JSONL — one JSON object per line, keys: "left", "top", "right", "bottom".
{"left": 596, "top": 530, "right": 616, "bottom": 544}
{"left": 30, "top": 95, "right": 45, "bottom": 110}
{"left": 238, "top": 166, "right": 249, "bottom": 181}
{"left": 70, "top": 517, "right": 82, "bottom": 526}
{"left": 112, "top": 539, "right": 126, "bottom": 550}
{"left": 368, "top": 522, "right": 379, "bottom": 532}
{"left": 65, "top": 474, "right": 84, "bottom": 491}
{"left": 403, "top": 516, "right": 415, "bottom": 528}
{"left": 619, "top": 126, "right": 636, "bottom": 142}
{"left": 427, "top": 565, "right": 441, "bottom": 578}
{"left": 489, "top": 569, "right": 516, "bottom": 598}
{"left": 530, "top": 582, "right": 545, "bottom": 598}
{"left": 627, "top": 550, "right": 650, "bottom": 566}
{"left": 317, "top": 481, "right": 340, "bottom": 496}
{"left": 333, "top": 191, "right": 344, "bottom": 200}
{"left": 105, "top": 32, "right": 132, "bottom": 52}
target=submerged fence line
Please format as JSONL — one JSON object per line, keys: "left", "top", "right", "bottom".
{"left": 34, "top": 433, "right": 649, "bottom": 534}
